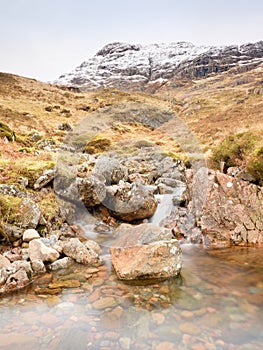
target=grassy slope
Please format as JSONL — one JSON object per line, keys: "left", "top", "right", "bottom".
{"left": 0, "top": 65, "right": 262, "bottom": 167}
{"left": 157, "top": 64, "right": 263, "bottom": 157}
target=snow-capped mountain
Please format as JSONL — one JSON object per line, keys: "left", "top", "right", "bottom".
{"left": 55, "top": 41, "right": 263, "bottom": 91}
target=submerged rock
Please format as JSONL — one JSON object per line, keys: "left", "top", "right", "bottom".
{"left": 0, "top": 260, "right": 32, "bottom": 293}
{"left": 110, "top": 223, "right": 182, "bottom": 280}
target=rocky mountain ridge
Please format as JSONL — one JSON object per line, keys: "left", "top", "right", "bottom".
{"left": 55, "top": 41, "right": 263, "bottom": 91}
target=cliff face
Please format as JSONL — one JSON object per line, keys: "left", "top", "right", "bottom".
{"left": 55, "top": 41, "right": 263, "bottom": 91}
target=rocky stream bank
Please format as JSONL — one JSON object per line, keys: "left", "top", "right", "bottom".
{"left": 0, "top": 150, "right": 262, "bottom": 294}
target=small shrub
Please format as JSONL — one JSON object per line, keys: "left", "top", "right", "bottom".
{"left": 247, "top": 147, "right": 263, "bottom": 186}
{"left": 212, "top": 130, "right": 263, "bottom": 185}
{"left": 212, "top": 131, "right": 256, "bottom": 168}
{"left": 84, "top": 136, "right": 112, "bottom": 154}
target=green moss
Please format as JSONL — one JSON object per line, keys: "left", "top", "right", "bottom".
{"left": 0, "top": 195, "right": 23, "bottom": 224}
{"left": 18, "top": 147, "right": 33, "bottom": 153}
{"left": 0, "top": 121, "right": 15, "bottom": 141}
{"left": 38, "top": 192, "right": 59, "bottom": 221}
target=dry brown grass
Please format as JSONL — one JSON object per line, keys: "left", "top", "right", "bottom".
{"left": 0, "top": 66, "right": 262, "bottom": 165}
{"left": 157, "top": 64, "right": 263, "bottom": 155}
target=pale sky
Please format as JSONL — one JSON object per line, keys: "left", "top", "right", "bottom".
{"left": 0, "top": 0, "right": 262, "bottom": 82}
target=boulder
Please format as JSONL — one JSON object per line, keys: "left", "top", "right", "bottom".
{"left": 28, "top": 239, "right": 60, "bottom": 263}
{"left": 61, "top": 238, "right": 102, "bottom": 266}
{"left": 110, "top": 223, "right": 182, "bottom": 280}
{"left": 77, "top": 174, "right": 106, "bottom": 207}
{"left": 17, "top": 198, "right": 42, "bottom": 228}
{"left": 34, "top": 168, "right": 56, "bottom": 190}
{"left": 106, "top": 182, "right": 157, "bottom": 222}
{"left": 200, "top": 171, "right": 263, "bottom": 246}
{"left": 23, "top": 229, "right": 40, "bottom": 242}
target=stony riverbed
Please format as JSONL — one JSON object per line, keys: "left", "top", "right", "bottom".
{"left": 0, "top": 245, "right": 262, "bottom": 350}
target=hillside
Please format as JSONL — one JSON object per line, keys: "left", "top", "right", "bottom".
{"left": 0, "top": 62, "right": 262, "bottom": 157}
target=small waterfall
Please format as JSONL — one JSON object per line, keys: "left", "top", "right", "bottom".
{"left": 149, "top": 194, "right": 174, "bottom": 226}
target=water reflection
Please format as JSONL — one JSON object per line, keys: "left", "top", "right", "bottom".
{"left": 0, "top": 245, "right": 262, "bottom": 350}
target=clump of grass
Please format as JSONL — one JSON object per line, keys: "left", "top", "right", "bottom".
{"left": 0, "top": 121, "right": 15, "bottom": 141}
{"left": 84, "top": 135, "right": 112, "bottom": 154}
{"left": 0, "top": 195, "right": 23, "bottom": 224}
{"left": 212, "top": 131, "right": 256, "bottom": 168}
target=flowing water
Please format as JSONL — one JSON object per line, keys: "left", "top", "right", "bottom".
{"left": 0, "top": 245, "right": 262, "bottom": 350}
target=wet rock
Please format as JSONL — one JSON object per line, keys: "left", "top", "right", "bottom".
{"left": 35, "top": 286, "right": 62, "bottom": 295}
{"left": 61, "top": 238, "right": 102, "bottom": 266}
{"left": 28, "top": 239, "right": 60, "bottom": 263}
{"left": 48, "top": 279, "right": 81, "bottom": 288}
{"left": 106, "top": 182, "right": 157, "bottom": 222}
{"left": 110, "top": 223, "right": 182, "bottom": 280}
{"left": 47, "top": 257, "right": 74, "bottom": 271}
{"left": 23, "top": 228, "right": 40, "bottom": 242}
{"left": 155, "top": 341, "right": 176, "bottom": 350}
{"left": 34, "top": 168, "right": 56, "bottom": 190}
{"left": 152, "top": 312, "right": 165, "bottom": 325}
{"left": 84, "top": 240, "right": 101, "bottom": 255}
{"left": 0, "top": 260, "right": 32, "bottom": 293}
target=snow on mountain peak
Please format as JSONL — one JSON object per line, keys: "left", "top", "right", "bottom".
{"left": 55, "top": 41, "right": 263, "bottom": 91}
